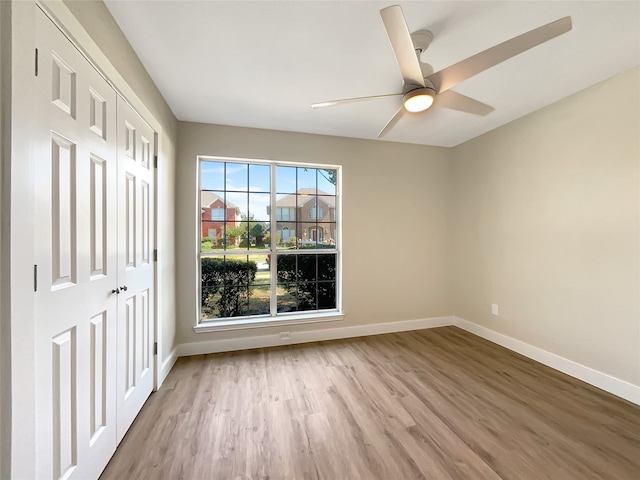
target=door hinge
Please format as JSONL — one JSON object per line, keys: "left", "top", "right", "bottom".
{"left": 33, "top": 265, "right": 38, "bottom": 292}
{"left": 153, "top": 249, "right": 158, "bottom": 262}
{"left": 154, "top": 155, "right": 158, "bottom": 168}
{"left": 153, "top": 342, "right": 158, "bottom": 355}
{"left": 35, "top": 48, "right": 38, "bottom": 76}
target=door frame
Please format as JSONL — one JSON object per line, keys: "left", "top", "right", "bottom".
{"left": 7, "top": 2, "right": 165, "bottom": 477}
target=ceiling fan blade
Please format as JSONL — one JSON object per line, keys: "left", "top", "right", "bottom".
{"left": 380, "top": 5, "right": 425, "bottom": 88}
{"left": 378, "top": 106, "right": 406, "bottom": 138}
{"left": 428, "top": 16, "right": 572, "bottom": 93}
{"left": 311, "top": 92, "right": 402, "bottom": 109}
{"left": 436, "top": 90, "right": 494, "bottom": 116}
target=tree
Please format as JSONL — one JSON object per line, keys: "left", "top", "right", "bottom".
{"left": 251, "top": 222, "right": 265, "bottom": 247}
{"left": 305, "top": 168, "right": 337, "bottom": 187}
{"left": 239, "top": 214, "right": 267, "bottom": 247}
{"left": 225, "top": 225, "right": 245, "bottom": 246}
{"left": 319, "top": 168, "right": 337, "bottom": 186}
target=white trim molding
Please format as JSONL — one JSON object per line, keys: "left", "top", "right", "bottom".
{"left": 158, "top": 348, "right": 178, "bottom": 388}
{"left": 171, "top": 314, "right": 640, "bottom": 406}
{"left": 179, "top": 316, "right": 454, "bottom": 357}
{"left": 453, "top": 316, "right": 640, "bottom": 406}
{"left": 193, "top": 312, "right": 344, "bottom": 333}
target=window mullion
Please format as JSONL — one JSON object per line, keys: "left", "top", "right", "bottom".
{"left": 270, "top": 163, "right": 277, "bottom": 317}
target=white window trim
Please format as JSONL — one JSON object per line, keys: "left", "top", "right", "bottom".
{"left": 196, "top": 156, "right": 342, "bottom": 332}
{"left": 193, "top": 311, "right": 344, "bottom": 333}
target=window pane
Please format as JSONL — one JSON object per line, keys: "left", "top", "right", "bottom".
{"left": 223, "top": 221, "right": 248, "bottom": 249}
{"left": 248, "top": 284, "right": 270, "bottom": 315}
{"left": 249, "top": 254, "right": 270, "bottom": 315}
{"left": 317, "top": 254, "right": 336, "bottom": 281}
{"left": 211, "top": 207, "right": 224, "bottom": 220}
{"left": 297, "top": 282, "right": 318, "bottom": 311}
{"left": 276, "top": 166, "right": 296, "bottom": 194}
{"left": 318, "top": 195, "right": 335, "bottom": 220}
{"left": 318, "top": 169, "right": 337, "bottom": 195}
{"left": 252, "top": 256, "right": 271, "bottom": 284}
{"left": 226, "top": 191, "right": 247, "bottom": 220}
{"left": 201, "top": 161, "right": 225, "bottom": 191}
{"left": 226, "top": 163, "right": 248, "bottom": 191}
{"left": 298, "top": 194, "right": 313, "bottom": 219}
{"left": 277, "top": 284, "right": 297, "bottom": 313}
{"left": 299, "top": 222, "right": 319, "bottom": 248}
{"left": 201, "top": 255, "right": 260, "bottom": 319}
{"left": 297, "top": 168, "right": 316, "bottom": 192}
{"left": 248, "top": 193, "right": 270, "bottom": 222}
{"left": 278, "top": 254, "right": 335, "bottom": 311}
{"left": 297, "top": 254, "right": 316, "bottom": 281}
{"left": 318, "top": 282, "right": 336, "bottom": 310}
{"left": 317, "top": 222, "right": 337, "bottom": 247}
{"left": 249, "top": 220, "right": 268, "bottom": 248}
{"left": 249, "top": 164, "right": 270, "bottom": 193}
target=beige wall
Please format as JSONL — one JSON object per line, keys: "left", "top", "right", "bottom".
{"left": 451, "top": 67, "right": 640, "bottom": 386}
{"left": 0, "top": 2, "right": 10, "bottom": 476}
{"left": 63, "top": 0, "right": 178, "bottom": 369}
{"left": 176, "top": 122, "right": 453, "bottom": 345}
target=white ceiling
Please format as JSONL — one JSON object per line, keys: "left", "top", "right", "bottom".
{"left": 104, "top": 1, "right": 640, "bottom": 147}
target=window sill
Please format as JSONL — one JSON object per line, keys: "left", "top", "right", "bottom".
{"left": 193, "top": 311, "right": 344, "bottom": 333}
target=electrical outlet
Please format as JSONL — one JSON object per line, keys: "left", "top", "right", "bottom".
{"left": 491, "top": 303, "right": 499, "bottom": 316}
{"left": 279, "top": 331, "right": 290, "bottom": 340}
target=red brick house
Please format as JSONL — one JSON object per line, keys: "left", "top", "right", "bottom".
{"left": 270, "top": 188, "right": 336, "bottom": 245}
{"left": 201, "top": 191, "right": 240, "bottom": 242}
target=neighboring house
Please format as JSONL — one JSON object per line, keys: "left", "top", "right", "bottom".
{"left": 201, "top": 191, "right": 240, "bottom": 242}
{"left": 270, "top": 188, "right": 336, "bottom": 245}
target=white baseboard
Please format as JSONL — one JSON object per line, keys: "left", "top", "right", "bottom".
{"left": 177, "top": 315, "right": 455, "bottom": 357}
{"left": 168, "top": 314, "right": 639, "bottom": 406}
{"left": 157, "top": 347, "right": 178, "bottom": 389}
{"left": 453, "top": 316, "right": 640, "bottom": 406}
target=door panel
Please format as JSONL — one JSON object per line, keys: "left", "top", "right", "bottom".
{"left": 116, "top": 99, "right": 155, "bottom": 442}
{"left": 35, "top": 10, "right": 118, "bottom": 480}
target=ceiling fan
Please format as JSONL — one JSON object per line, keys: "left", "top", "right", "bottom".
{"left": 312, "top": 5, "right": 572, "bottom": 138}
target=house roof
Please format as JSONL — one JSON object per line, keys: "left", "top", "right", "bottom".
{"left": 201, "top": 191, "right": 240, "bottom": 211}
{"left": 276, "top": 188, "right": 335, "bottom": 208}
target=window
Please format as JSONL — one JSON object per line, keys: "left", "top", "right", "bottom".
{"left": 211, "top": 207, "right": 224, "bottom": 220}
{"left": 198, "top": 159, "right": 340, "bottom": 328}
{"left": 309, "top": 206, "right": 324, "bottom": 220}
{"left": 276, "top": 207, "right": 295, "bottom": 221}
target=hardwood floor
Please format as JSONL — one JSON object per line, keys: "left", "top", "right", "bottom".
{"left": 100, "top": 327, "right": 640, "bottom": 479}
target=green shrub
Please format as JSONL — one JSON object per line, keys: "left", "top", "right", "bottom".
{"left": 285, "top": 235, "right": 297, "bottom": 247}
{"left": 201, "top": 237, "right": 214, "bottom": 251}
{"left": 201, "top": 257, "right": 257, "bottom": 317}
{"left": 264, "top": 232, "right": 280, "bottom": 247}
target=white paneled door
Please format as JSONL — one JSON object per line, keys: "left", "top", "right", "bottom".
{"left": 34, "top": 9, "right": 155, "bottom": 479}
{"left": 115, "top": 99, "right": 155, "bottom": 443}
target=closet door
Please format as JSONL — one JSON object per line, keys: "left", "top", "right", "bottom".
{"left": 34, "top": 9, "right": 118, "bottom": 480}
{"left": 116, "top": 98, "right": 155, "bottom": 442}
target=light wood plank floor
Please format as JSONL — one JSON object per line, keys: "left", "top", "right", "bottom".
{"left": 100, "top": 327, "right": 640, "bottom": 479}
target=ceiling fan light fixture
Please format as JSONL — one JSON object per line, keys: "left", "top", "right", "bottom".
{"left": 403, "top": 87, "right": 436, "bottom": 113}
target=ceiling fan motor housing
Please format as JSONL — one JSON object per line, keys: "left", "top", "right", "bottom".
{"left": 403, "top": 86, "right": 437, "bottom": 112}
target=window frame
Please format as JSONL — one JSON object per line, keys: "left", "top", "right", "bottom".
{"left": 195, "top": 156, "right": 343, "bottom": 332}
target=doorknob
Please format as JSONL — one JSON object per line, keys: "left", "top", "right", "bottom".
{"left": 120, "top": 285, "right": 128, "bottom": 292}
{"left": 111, "top": 287, "right": 120, "bottom": 294}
